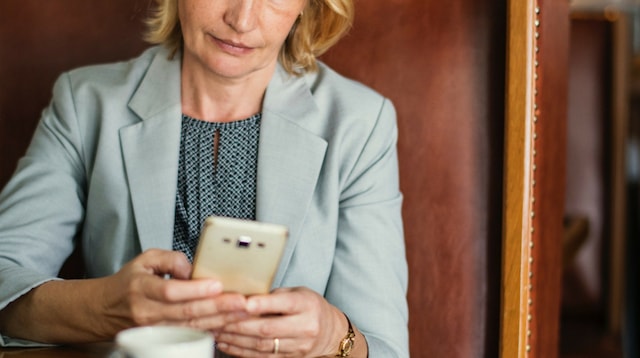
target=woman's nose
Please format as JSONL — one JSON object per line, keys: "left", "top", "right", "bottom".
{"left": 224, "top": 0, "right": 260, "bottom": 33}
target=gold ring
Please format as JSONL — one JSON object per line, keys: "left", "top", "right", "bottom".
{"left": 273, "top": 337, "right": 280, "bottom": 354}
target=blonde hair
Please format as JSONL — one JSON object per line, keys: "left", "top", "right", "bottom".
{"left": 144, "top": 0, "right": 354, "bottom": 76}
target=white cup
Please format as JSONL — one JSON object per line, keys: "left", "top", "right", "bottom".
{"left": 115, "top": 326, "right": 214, "bottom": 358}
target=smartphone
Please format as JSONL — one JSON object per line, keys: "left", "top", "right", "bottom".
{"left": 191, "top": 216, "right": 289, "bottom": 295}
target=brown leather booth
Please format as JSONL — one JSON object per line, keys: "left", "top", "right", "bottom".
{"left": 0, "top": 1, "right": 149, "bottom": 186}
{"left": 323, "top": 1, "right": 507, "bottom": 356}
{"left": 0, "top": 1, "right": 570, "bottom": 357}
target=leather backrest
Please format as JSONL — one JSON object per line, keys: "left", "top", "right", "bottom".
{"left": 0, "top": 0, "right": 148, "bottom": 185}
{"left": 322, "top": 1, "right": 506, "bottom": 356}
{"left": 0, "top": 0, "right": 149, "bottom": 278}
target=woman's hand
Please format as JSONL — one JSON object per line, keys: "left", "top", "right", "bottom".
{"left": 98, "top": 249, "right": 249, "bottom": 336}
{"left": 214, "top": 287, "right": 360, "bottom": 357}
{"left": 0, "top": 249, "right": 249, "bottom": 343}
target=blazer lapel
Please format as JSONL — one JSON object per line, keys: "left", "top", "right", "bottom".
{"left": 121, "top": 49, "right": 182, "bottom": 251}
{"left": 119, "top": 52, "right": 328, "bottom": 275}
{"left": 257, "top": 66, "right": 327, "bottom": 286}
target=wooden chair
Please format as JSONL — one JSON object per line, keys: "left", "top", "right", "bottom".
{"left": 324, "top": 0, "right": 569, "bottom": 356}
{"left": 0, "top": 1, "right": 570, "bottom": 357}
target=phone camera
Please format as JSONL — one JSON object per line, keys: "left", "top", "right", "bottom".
{"left": 237, "top": 235, "right": 252, "bottom": 248}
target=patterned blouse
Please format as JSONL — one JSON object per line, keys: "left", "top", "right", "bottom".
{"left": 172, "top": 113, "right": 261, "bottom": 262}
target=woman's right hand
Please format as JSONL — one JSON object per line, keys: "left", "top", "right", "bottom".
{"left": 97, "top": 249, "right": 249, "bottom": 337}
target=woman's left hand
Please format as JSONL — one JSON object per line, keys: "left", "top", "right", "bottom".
{"left": 213, "top": 287, "right": 346, "bottom": 357}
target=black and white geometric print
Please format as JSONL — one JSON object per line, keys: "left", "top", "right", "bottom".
{"left": 173, "top": 113, "right": 261, "bottom": 262}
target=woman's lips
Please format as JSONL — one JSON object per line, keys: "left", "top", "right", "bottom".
{"left": 210, "top": 35, "right": 254, "bottom": 55}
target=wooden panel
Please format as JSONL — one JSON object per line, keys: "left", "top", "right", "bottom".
{"left": 323, "top": 1, "right": 507, "bottom": 357}
{"left": 501, "top": 0, "right": 536, "bottom": 356}
{"left": 502, "top": 0, "right": 569, "bottom": 357}
{"left": 605, "top": 14, "right": 629, "bottom": 336}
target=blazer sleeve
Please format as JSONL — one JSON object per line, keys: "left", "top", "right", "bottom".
{"left": 0, "top": 73, "right": 87, "bottom": 346}
{"left": 325, "top": 98, "right": 409, "bottom": 357}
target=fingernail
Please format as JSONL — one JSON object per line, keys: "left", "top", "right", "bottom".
{"left": 246, "top": 300, "right": 257, "bottom": 311}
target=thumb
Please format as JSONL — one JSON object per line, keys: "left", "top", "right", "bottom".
{"left": 138, "top": 249, "right": 193, "bottom": 280}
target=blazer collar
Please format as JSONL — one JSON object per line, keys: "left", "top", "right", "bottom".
{"left": 121, "top": 47, "right": 183, "bottom": 253}
{"left": 128, "top": 47, "right": 182, "bottom": 121}
{"left": 120, "top": 48, "right": 327, "bottom": 284}
{"left": 257, "top": 65, "right": 327, "bottom": 286}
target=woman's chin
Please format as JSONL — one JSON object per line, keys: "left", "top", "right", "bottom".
{"left": 206, "top": 61, "right": 274, "bottom": 81}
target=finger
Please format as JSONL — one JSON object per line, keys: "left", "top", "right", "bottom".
{"left": 142, "top": 275, "right": 223, "bottom": 302}
{"left": 186, "top": 311, "right": 251, "bottom": 330}
{"left": 129, "top": 295, "right": 248, "bottom": 326}
{"left": 245, "top": 289, "right": 304, "bottom": 316}
{"left": 149, "top": 310, "right": 249, "bottom": 330}
{"left": 137, "top": 249, "right": 193, "bottom": 279}
{"left": 216, "top": 333, "right": 299, "bottom": 357}
{"left": 221, "top": 313, "right": 308, "bottom": 340}
{"left": 147, "top": 293, "right": 249, "bottom": 322}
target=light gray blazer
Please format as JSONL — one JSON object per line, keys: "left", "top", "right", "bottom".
{"left": 0, "top": 46, "right": 408, "bottom": 356}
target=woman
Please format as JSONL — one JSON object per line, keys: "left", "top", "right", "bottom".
{"left": 0, "top": 0, "right": 408, "bottom": 357}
